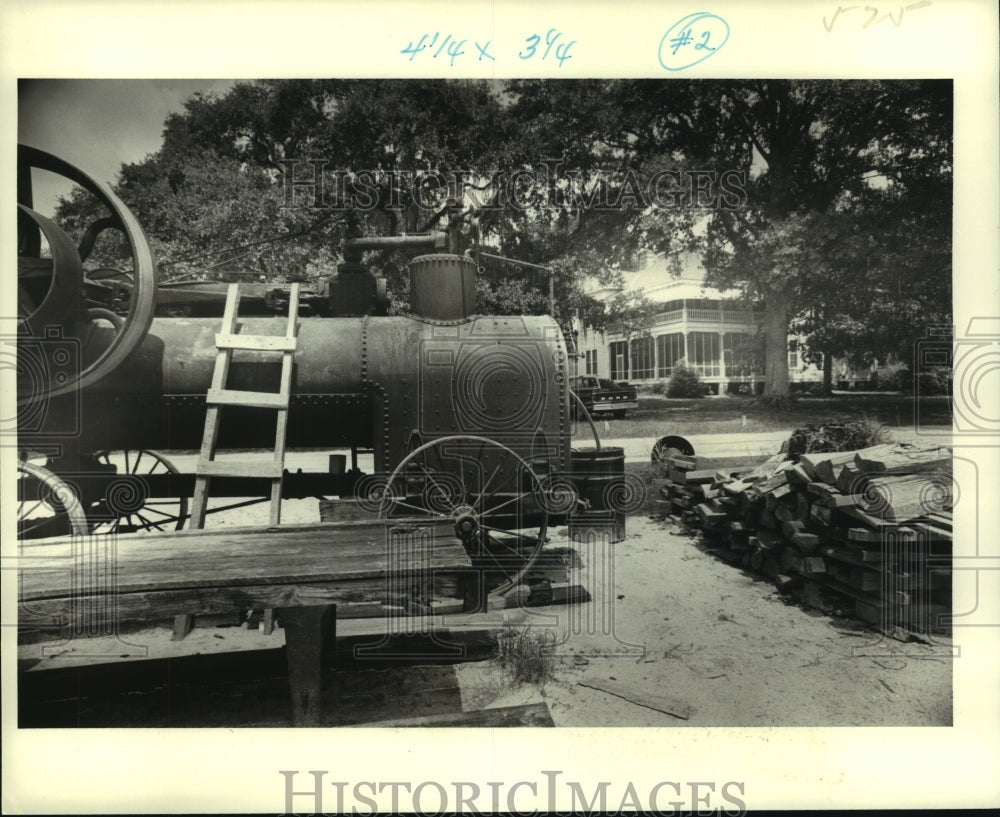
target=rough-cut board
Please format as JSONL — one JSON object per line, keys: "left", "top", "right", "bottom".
{"left": 858, "top": 473, "right": 952, "bottom": 523}
{"left": 577, "top": 679, "right": 693, "bottom": 720}
{"left": 361, "top": 702, "right": 556, "bottom": 728}
{"left": 803, "top": 451, "right": 857, "bottom": 483}
{"left": 19, "top": 519, "right": 473, "bottom": 629}
{"left": 854, "top": 443, "right": 952, "bottom": 475}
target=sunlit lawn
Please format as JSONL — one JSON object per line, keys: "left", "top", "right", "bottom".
{"left": 600, "top": 392, "right": 952, "bottom": 438}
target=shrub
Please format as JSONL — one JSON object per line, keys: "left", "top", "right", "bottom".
{"left": 650, "top": 380, "right": 667, "bottom": 395}
{"left": 916, "top": 368, "right": 953, "bottom": 395}
{"left": 666, "top": 363, "right": 706, "bottom": 398}
{"left": 871, "top": 363, "right": 907, "bottom": 391}
{"left": 785, "top": 419, "right": 894, "bottom": 455}
{"left": 894, "top": 366, "right": 952, "bottom": 395}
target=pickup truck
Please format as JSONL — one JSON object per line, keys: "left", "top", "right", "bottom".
{"left": 570, "top": 376, "right": 639, "bottom": 419}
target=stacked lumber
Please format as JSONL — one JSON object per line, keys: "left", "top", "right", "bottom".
{"left": 653, "top": 441, "right": 953, "bottom": 638}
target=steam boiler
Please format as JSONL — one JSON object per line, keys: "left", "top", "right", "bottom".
{"left": 13, "top": 145, "right": 627, "bottom": 602}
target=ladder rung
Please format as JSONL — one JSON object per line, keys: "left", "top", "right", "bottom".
{"left": 215, "top": 333, "right": 298, "bottom": 352}
{"left": 197, "top": 460, "right": 284, "bottom": 479}
{"left": 206, "top": 388, "right": 288, "bottom": 409}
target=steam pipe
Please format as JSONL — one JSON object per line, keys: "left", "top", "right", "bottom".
{"left": 343, "top": 233, "right": 448, "bottom": 263}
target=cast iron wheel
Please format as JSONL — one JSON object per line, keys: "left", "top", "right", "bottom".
{"left": 368, "top": 435, "right": 553, "bottom": 597}
{"left": 17, "top": 144, "right": 158, "bottom": 401}
{"left": 651, "top": 434, "right": 696, "bottom": 463}
{"left": 17, "top": 460, "right": 90, "bottom": 539}
{"left": 90, "top": 449, "right": 188, "bottom": 534}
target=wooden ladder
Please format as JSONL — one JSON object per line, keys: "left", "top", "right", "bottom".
{"left": 173, "top": 283, "right": 299, "bottom": 640}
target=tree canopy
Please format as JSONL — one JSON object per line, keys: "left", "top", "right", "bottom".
{"left": 53, "top": 79, "right": 951, "bottom": 393}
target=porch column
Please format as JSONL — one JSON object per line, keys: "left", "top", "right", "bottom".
{"left": 718, "top": 331, "right": 727, "bottom": 394}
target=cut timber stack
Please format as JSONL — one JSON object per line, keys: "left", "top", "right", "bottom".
{"left": 654, "top": 441, "right": 953, "bottom": 639}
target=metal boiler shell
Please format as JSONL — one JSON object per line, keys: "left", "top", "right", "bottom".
{"left": 46, "top": 313, "right": 571, "bottom": 472}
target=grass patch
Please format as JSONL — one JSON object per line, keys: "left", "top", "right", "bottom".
{"left": 495, "top": 624, "right": 558, "bottom": 690}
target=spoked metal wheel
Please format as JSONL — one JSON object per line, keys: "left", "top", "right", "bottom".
{"left": 89, "top": 449, "right": 188, "bottom": 534}
{"left": 371, "top": 435, "right": 554, "bottom": 596}
{"left": 17, "top": 461, "right": 90, "bottom": 540}
{"left": 651, "top": 434, "right": 696, "bottom": 464}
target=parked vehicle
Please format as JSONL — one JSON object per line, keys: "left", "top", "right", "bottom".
{"left": 570, "top": 375, "right": 638, "bottom": 419}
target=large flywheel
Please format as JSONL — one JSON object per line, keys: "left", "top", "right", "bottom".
{"left": 16, "top": 145, "right": 158, "bottom": 402}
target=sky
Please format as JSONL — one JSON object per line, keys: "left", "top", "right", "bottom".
{"left": 18, "top": 79, "right": 236, "bottom": 213}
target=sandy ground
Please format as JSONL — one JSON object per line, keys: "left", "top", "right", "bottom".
{"left": 469, "top": 516, "right": 953, "bottom": 727}
{"left": 18, "top": 481, "right": 952, "bottom": 727}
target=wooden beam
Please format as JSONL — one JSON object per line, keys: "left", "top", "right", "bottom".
{"left": 278, "top": 604, "right": 333, "bottom": 727}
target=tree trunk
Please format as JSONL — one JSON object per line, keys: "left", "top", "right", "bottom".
{"left": 763, "top": 290, "right": 793, "bottom": 397}
{"left": 823, "top": 353, "right": 833, "bottom": 393}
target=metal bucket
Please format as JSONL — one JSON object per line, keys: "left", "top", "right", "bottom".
{"left": 568, "top": 446, "right": 626, "bottom": 544}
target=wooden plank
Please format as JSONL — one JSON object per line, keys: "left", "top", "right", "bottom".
{"left": 821, "top": 543, "right": 884, "bottom": 565}
{"left": 800, "top": 556, "right": 826, "bottom": 575}
{"left": 795, "top": 491, "right": 811, "bottom": 521}
{"left": 927, "top": 512, "right": 953, "bottom": 531}
{"left": 19, "top": 521, "right": 473, "bottom": 603}
{"left": 835, "top": 463, "right": 866, "bottom": 495}
{"left": 757, "top": 471, "right": 789, "bottom": 494}
{"left": 800, "top": 450, "right": 856, "bottom": 483}
{"left": 363, "top": 702, "right": 556, "bottom": 728}
{"left": 775, "top": 574, "right": 802, "bottom": 593}
{"left": 791, "top": 532, "right": 820, "bottom": 551}
{"left": 815, "top": 490, "right": 861, "bottom": 510}
{"left": 810, "top": 505, "right": 833, "bottom": 525}
{"left": 577, "top": 679, "right": 692, "bottom": 720}
{"left": 171, "top": 613, "right": 194, "bottom": 641}
{"left": 196, "top": 460, "right": 284, "bottom": 479}
{"left": 206, "top": 388, "right": 288, "bottom": 409}
{"left": 278, "top": 603, "right": 333, "bottom": 727}
{"left": 842, "top": 505, "right": 901, "bottom": 528}
{"left": 786, "top": 464, "right": 813, "bottom": 485}
{"left": 682, "top": 469, "right": 719, "bottom": 484}
{"left": 269, "top": 283, "right": 300, "bottom": 526}
{"left": 859, "top": 473, "right": 951, "bottom": 523}
{"left": 854, "top": 443, "right": 952, "bottom": 475}
{"left": 696, "top": 503, "right": 728, "bottom": 524}
{"left": 215, "top": 333, "right": 298, "bottom": 351}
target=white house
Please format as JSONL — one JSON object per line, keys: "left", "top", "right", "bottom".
{"left": 571, "top": 251, "right": 872, "bottom": 393}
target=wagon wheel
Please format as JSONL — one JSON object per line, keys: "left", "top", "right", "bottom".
{"left": 373, "top": 435, "right": 552, "bottom": 596}
{"left": 651, "top": 434, "right": 696, "bottom": 464}
{"left": 89, "top": 449, "right": 188, "bottom": 534}
{"left": 17, "top": 145, "right": 158, "bottom": 401}
{"left": 17, "top": 461, "right": 90, "bottom": 540}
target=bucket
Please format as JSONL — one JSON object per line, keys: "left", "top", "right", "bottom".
{"left": 568, "top": 446, "right": 626, "bottom": 544}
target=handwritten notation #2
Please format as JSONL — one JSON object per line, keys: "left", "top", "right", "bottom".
{"left": 658, "top": 12, "right": 730, "bottom": 71}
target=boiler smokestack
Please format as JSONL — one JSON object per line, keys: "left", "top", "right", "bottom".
{"left": 408, "top": 254, "right": 476, "bottom": 321}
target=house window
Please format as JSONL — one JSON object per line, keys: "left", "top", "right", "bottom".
{"left": 788, "top": 339, "right": 799, "bottom": 369}
{"left": 688, "top": 332, "right": 721, "bottom": 377}
{"left": 585, "top": 349, "right": 598, "bottom": 374}
{"left": 723, "top": 333, "right": 757, "bottom": 378}
{"left": 630, "top": 336, "right": 655, "bottom": 380}
{"left": 609, "top": 341, "right": 629, "bottom": 380}
{"left": 656, "top": 333, "right": 685, "bottom": 378}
